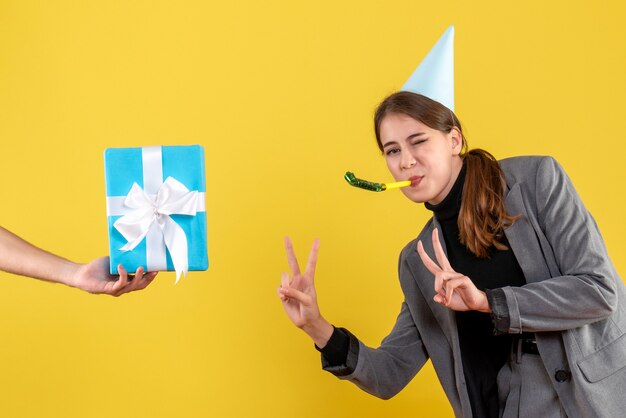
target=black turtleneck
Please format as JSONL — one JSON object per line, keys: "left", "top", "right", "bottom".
{"left": 425, "top": 162, "right": 527, "bottom": 418}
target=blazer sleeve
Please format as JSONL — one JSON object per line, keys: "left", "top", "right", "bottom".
{"left": 323, "top": 300, "right": 429, "bottom": 400}
{"left": 493, "top": 156, "right": 619, "bottom": 333}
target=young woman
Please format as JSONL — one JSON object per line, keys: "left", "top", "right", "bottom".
{"left": 278, "top": 91, "right": 626, "bottom": 418}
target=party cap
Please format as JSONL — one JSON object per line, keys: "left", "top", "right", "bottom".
{"left": 401, "top": 26, "right": 455, "bottom": 111}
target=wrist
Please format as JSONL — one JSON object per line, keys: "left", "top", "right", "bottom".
{"left": 302, "top": 316, "right": 334, "bottom": 348}
{"left": 60, "top": 261, "right": 83, "bottom": 288}
{"left": 477, "top": 291, "right": 492, "bottom": 313}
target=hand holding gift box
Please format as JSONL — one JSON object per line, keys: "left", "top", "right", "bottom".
{"left": 0, "top": 226, "right": 156, "bottom": 296}
{"left": 105, "top": 145, "right": 208, "bottom": 282}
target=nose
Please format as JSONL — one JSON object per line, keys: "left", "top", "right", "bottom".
{"left": 400, "top": 149, "right": 416, "bottom": 169}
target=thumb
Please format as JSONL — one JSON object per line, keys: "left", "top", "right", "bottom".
{"left": 281, "top": 286, "right": 311, "bottom": 306}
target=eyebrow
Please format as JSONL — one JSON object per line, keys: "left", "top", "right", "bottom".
{"left": 382, "top": 132, "right": 427, "bottom": 148}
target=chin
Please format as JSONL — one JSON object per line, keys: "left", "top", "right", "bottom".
{"left": 401, "top": 190, "right": 430, "bottom": 204}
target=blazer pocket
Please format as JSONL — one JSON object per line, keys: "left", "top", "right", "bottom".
{"left": 577, "top": 333, "right": 626, "bottom": 383}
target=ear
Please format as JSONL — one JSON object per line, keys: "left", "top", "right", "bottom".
{"left": 449, "top": 127, "right": 463, "bottom": 155}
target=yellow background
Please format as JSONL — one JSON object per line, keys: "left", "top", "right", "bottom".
{"left": 0, "top": 1, "right": 624, "bottom": 417}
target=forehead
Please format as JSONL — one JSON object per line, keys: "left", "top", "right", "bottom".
{"left": 379, "top": 113, "right": 432, "bottom": 141}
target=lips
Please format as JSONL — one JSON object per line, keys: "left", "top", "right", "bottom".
{"left": 408, "top": 176, "right": 423, "bottom": 187}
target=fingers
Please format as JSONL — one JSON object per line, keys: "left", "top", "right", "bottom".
{"left": 138, "top": 272, "right": 157, "bottom": 290}
{"left": 418, "top": 229, "right": 456, "bottom": 279}
{"left": 434, "top": 270, "right": 456, "bottom": 295}
{"left": 432, "top": 229, "right": 453, "bottom": 272}
{"left": 134, "top": 266, "right": 145, "bottom": 280}
{"left": 128, "top": 267, "right": 157, "bottom": 292}
{"left": 305, "top": 238, "right": 320, "bottom": 279}
{"left": 278, "top": 271, "right": 309, "bottom": 305}
{"left": 417, "top": 240, "right": 442, "bottom": 275}
{"left": 285, "top": 237, "right": 320, "bottom": 286}
{"left": 278, "top": 272, "right": 290, "bottom": 301}
{"left": 112, "top": 265, "right": 157, "bottom": 296}
{"left": 284, "top": 236, "right": 301, "bottom": 277}
{"left": 114, "top": 264, "right": 129, "bottom": 292}
{"left": 440, "top": 276, "right": 470, "bottom": 306}
{"left": 434, "top": 271, "right": 465, "bottom": 304}
{"left": 124, "top": 266, "right": 145, "bottom": 292}
{"left": 432, "top": 275, "right": 475, "bottom": 309}
{"left": 278, "top": 285, "right": 311, "bottom": 306}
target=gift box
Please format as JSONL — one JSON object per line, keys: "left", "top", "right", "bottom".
{"left": 104, "top": 145, "right": 208, "bottom": 281}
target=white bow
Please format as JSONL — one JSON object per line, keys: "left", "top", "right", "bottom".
{"left": 113, "top": 176, "right": 199, "bottom": 282}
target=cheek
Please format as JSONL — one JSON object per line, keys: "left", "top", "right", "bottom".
{"left": 385, "top": 157, "right": 400, "bottom": 179}
{"left": 400, "top": 186, "right": 428, "bottom": 203}
{"left": 427, "top": 165, "right": 447, "bottom": 185}
{"left": 426, "top": 161, "right": 455, "bottom": 195}
{"left": 424, "top": 150, "right": 451, "bottom": 175}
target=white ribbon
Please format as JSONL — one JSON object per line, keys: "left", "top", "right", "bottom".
{"left": 113, "top": 176, "right": 199, "bottom": 283}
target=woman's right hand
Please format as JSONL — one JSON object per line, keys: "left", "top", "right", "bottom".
{"left": 277, "top": 237, "right": 333, "bottom": 348}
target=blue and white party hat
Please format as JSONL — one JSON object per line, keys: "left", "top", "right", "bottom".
{"left": 401, "top": 26, "right": 455, "bottom": 111}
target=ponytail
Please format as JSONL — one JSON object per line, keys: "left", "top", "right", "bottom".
{"left": 459, "top": 149, "right": 519, "bottom": 258}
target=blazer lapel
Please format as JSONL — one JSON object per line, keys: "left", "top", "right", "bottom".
{"left": 504, "top": 183, "right": 552, "bottom": 283}
{"left": 405, "top": 219, "right": 469, "bottom": 414}
{"left": 405, "top": 219, "right": 458, "bottom": 347}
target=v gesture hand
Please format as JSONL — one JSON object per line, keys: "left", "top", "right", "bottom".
{"left": 277, "top": 238, "right": 334, "bottom": 348}
{"left": 278, "top": 237, "right": 322, "bottom": 329}
{"left": 417, "top": 229, "right": 491, "bottom": 313}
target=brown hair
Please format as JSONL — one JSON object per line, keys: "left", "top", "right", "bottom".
{"left": 374, "top": 91, "right": 518, "bottom": 258}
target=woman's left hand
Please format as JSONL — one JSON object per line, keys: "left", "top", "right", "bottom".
{"left": 417, "top": 228, "right": 491, "bottom": 313}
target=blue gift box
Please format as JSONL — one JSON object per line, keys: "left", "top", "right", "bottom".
{"left": 104, "top": 145, "right": 208, "bottom": 279}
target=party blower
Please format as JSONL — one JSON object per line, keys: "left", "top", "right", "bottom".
{"left": 344, "top": 172, "right": 412, "bottom": 192}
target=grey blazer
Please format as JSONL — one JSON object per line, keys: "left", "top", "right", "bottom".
{"left": 325, "top": 156, "right": 626, "bottom": 418}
